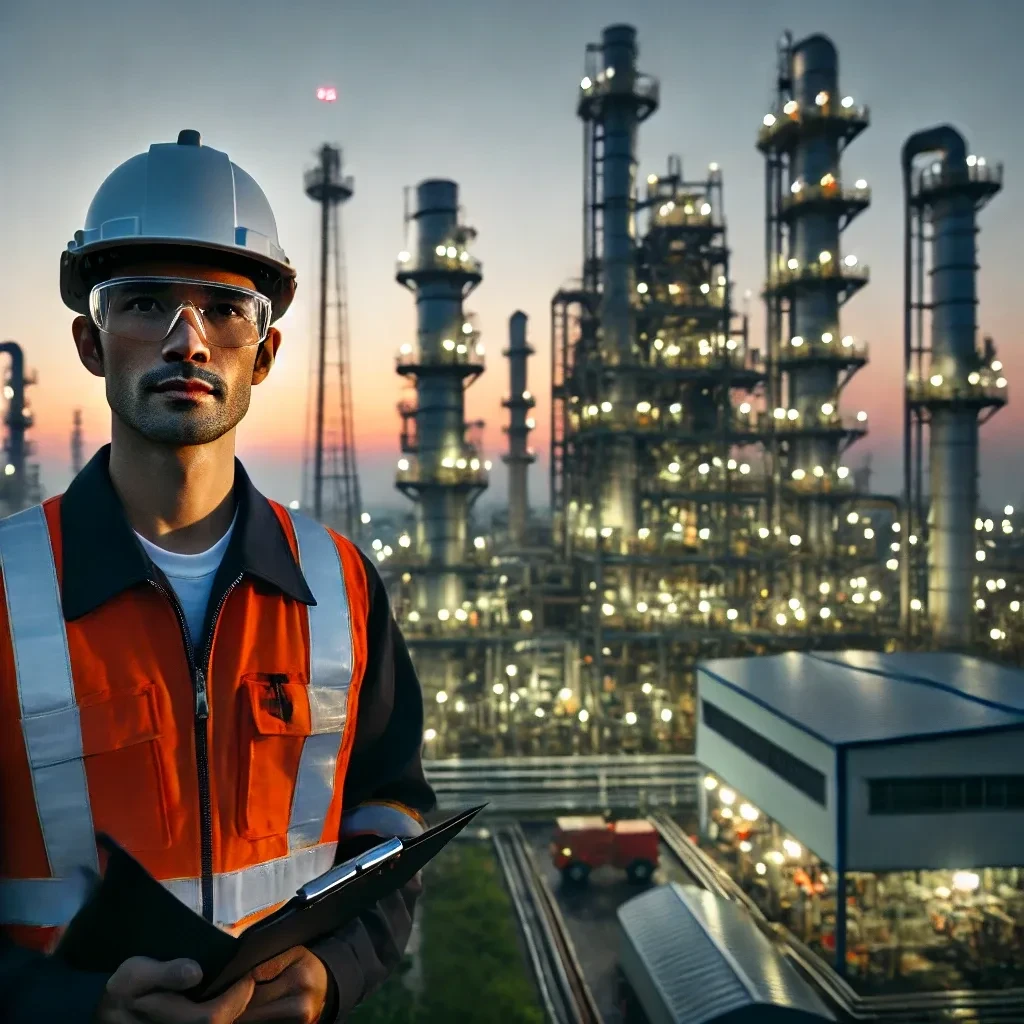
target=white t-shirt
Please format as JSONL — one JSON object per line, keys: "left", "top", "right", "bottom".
{"left": 135, "top": 513, "right": 237, "bottom": 646}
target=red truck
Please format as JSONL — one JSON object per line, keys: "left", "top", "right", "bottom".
{"left": 550, "top": 816, "right": 659, "bottom": 885}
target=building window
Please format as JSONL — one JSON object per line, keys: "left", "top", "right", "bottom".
{"left": 869, "top": 776, "right": 1024, "bottom": 814}
{"left": 701, "top": 700, "right": 827, "bottom": 806}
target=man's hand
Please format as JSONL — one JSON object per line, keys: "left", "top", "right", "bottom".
{"left": 237, "top": 946, "right": 330, "bottom": 1024}
{"left": 94, "top": 957, "right": 255, "bottom": 1024}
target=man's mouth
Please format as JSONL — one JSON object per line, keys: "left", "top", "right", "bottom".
{"left": 151, "top": 379, "right": 215, "bottom": 396}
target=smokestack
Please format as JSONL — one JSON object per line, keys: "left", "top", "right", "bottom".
{"left": 71, "top": 409, "right": 83, "bottom": 477}
{"left": 502, "top": 312, "right": 536, "bottom": 545}
{"left": 901, "top": 126, "right": 1004, "bottom": 646}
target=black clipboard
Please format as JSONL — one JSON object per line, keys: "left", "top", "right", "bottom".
{"left": 55, "top": 804, "right": 485, "bottom": 999}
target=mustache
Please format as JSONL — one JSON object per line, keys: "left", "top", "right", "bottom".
{"left": 141, "top": 366, "right": 224, "bottom": 393}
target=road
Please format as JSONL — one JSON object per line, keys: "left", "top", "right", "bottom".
{"left": 521, "top": 821, "right": 697, "bottom": 1024}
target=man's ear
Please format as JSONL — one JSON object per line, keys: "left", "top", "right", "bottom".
{"left": 72, "top": 316, "right": 104, "bottom": 378}
{"left": 252, "top": 327, "right": 282, "bottom": 385}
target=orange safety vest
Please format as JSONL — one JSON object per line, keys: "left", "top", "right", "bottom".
{"left": 0, "top": 477, "right": 421, "bottom": 953}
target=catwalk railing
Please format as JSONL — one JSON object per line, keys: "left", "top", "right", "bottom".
{"left": 424, "top": 755, "right": 700, "bottom": 814}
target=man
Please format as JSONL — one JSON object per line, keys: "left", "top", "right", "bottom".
{"left": 0, "top": 130, "right": 435, "bottom": 1023}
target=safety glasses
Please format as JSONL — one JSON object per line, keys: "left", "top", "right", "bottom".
{"left": 89, "top": 276, "right": 272, "bottom": 348}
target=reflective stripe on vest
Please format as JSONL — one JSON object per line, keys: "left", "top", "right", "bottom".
{"left": 286, "top": 511, "right": 353, "bottom": 851}
{"left": 0, "top": 506, "right": 355, "bottom": 930}
{"left": 0, "top": 506, "right": 98, "bottom": 879}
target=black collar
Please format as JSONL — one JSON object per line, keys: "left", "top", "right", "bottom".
{"left": 60, "top": 444, "right": 316, "bottom": 622}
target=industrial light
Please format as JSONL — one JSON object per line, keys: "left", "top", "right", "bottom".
{"left": 646, "top": 173, "right": 658, "bottom": 185}
{"left": 509, "top": 691, "right": 519, "bottom": 704}
{"left": 660, "top": 708, "right": 673, "bottom": 723}
{"left": 783, "top": 839, "right": 802, "bottom": 858}
{"left": 864, "top": 528, "right": 875, "bottom": 539}
{"left": 819, "top": 250, "right": 832, "bottom": 264}
{"left": 577, "top": 709, "right": 590, "bottom": 724}
{"left": 698, "top": 463, "right": 710, "bottom": 474}
{"left": 968, "top": 371, "right": 980, "bottom": 384}
{"left": 636, "top": 401, "right": 651, "bottom": 413}
{"left": 602, "top": 603, "right": 615, "bottom": 616}
{"left": 855, "top": 178, "right": 867, "bottom": 188}
{"left": 642, "top": 682, "right": 653, "bottom": 695}
{"left": 739, "top": 402, "right": 751, "bottom": 414}
{"left": 506, "top": 664, "right": 518, "bottom": 677}
{"left": 454, "top": 608, "right": 467, "bottom": 621}
{"left": 636, "top": 601, "right": 648, "bottom": 613}
{"left": 698, "top": 600, "right": 711, "bottom": 614}
{"left": 841, "top": 335, "right": 853, "bottom": 347}
{"left": 397, "top": 250, "right": 410, "bottom": 263}
{"left": 739, "top": 803, "right": 759, "bottom": 822}
{"left": 976, "top": 550, "right": 986, "bottom": 562}
{"left": 637, "top": 282, "right": 648, "bottom": 294}
{"left": 719, "top": 788, "right": 736, "bottom": 806}
{"left": 821, "top": 402, "right": 834, "bottom": 415}
{"left": 740, "top": 463, "right": 751, "bottom": 475}
{"left": 534, "top": 708, "right": 545, "bottom": 719}
{"left": 869, "top": 590, "right": 882, "bottom": 602}
{"left": 700, "top": 203, "right": 711, "bottom": 215}
{"left": 997, "top": 377, "right": 1007, "bottom": 387}
{"left": 852, "top": 593, "right": 865, "bottom": 604}
{"left": 815, "top": 91, "right": 828, "bottom": 106}
{"left": 672, "top": 523, "right": 683, "bottom": 534}
{"left": 953, "top": 871, "right": 980, "bottom": 892}
{"left": 625, "top": 711, "right": 638, "bottom": 725}
{"left": 600, "top": 401, "right": 612, "bottom": 413}
{"left": 813, "top": 466, "right": 824, "bottom": 477}
{"left": 436, "top": 691, "right": 448, "bottom": 704}
{"left": 837, "top": 467, "right": 850, "bottom": 479}
{"left": 601, "top": 526, "right": 613, "bottom": 538}
{"left": 581, "top": 76, "right": 592, "bottom": 89}
{"left": 783, "top": 100, "right": 797, "bottom": 114}
{"left": 758, "top": 527, "right": 770, "bottom": 539}
{"left": 791, "top": 335, "right": 804, "bottom": 347}
{"left": 704, "top": 776, "right": 718, "bottom": 791}
{"left": 755, "top": 862, "right": 767, "bottom": 876}
{"left": 911, "top": 598, "right": 923, "bottom": 611}
{"left": 1006, "top": 505, "right": 1015, "bottom": 516}
{"left": 763, "top": 113, "right": 776, "bottom": 126}
{"left": 423, "top": 728, "right": 437, "bottom": 742}
{"left": 698, "top": 527, "right": 710, "bottom": 540}
{"left": 397, "top": 458, "right": 409, "bottom": 471}
{"left": 787, "top": 408, "right": 799, "bottom": 421}
{"left": 841, "top": 95, "right": 854, "bottom": 108}
{"left": 787, "top": 258, "right": 799, "bottom": 270}
{"left": 361, "top": 512, "right": 372, "bottom": 524}
{"left": 844, "top": 254, "right": 858, "bottom": 267}
{"left": 887, "top": 559, "right": 899, "bottom": 570}
{"left": 727, "top": 608, "right": 738, "bottom": 621}
{"left": 776, "top": 613, "right": 787, "bottom": 626}
{"left": 434, "top": 245, "right": 445, "bottom": 257}
{"left": 993, "top": 360, "right": 1003, "bottom": 371}
{"left": 473, "top": 536, "right": 486, "bottom": 550}
{"left": 857, "top": 410, "right": 868, "bottom": 422}
{"left": 792, "top": 469, "right": 806, "bottom": 481}
{"left": 820, "top": 607, "right": 831, "bottom": 619}
{"left": 700, "top": 282, "right": 711, "bottom": 294}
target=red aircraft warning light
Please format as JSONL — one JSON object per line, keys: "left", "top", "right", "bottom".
{"left": 316, "top": 86, "right": 338, "bottom": 103}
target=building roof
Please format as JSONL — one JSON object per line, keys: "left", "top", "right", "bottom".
{"left": 617, "top": 882, "right": 833, "bottom": 1024}
{"left": 698, "top": 651, "right": 1024, "bottom": 748}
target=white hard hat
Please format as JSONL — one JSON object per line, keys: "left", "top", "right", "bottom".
{"left": 61, "top": 129, "right": 297, "bottom": 322}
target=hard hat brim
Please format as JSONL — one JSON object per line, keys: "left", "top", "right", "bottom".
{"left": 61, "top": 238, "right": 297, "bottom": 323}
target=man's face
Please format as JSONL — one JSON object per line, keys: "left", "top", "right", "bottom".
{"left": 72, "top": 258, "right": 282, "bottom": 447}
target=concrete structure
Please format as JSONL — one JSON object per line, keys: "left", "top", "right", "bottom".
{"left": 618, "top": 882, "right": 834, "bottom": 1023}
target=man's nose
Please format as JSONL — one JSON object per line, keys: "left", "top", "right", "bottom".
{"left": 162, "top": 306, "right": 211, "bottom": 362}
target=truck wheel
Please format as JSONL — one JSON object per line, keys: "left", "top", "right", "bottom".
{"left": 626, "top": 859, "right": 654, "bottom": 885}
{"left": 562, "top": 862, "right": 590, "bottom": 885}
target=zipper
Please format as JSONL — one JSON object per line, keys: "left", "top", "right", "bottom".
{"left": 150, "top": 572, "right": 244, "bottom": 922}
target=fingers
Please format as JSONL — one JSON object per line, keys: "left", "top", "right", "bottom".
{"left": 237, "top": 995, "right": 312, "bottom": 1023}
{"left": 106, "top": 956, "right": 203, "bottom": 999}
{"left": 249, "top": 945, "right": 306, "bottom": 984}
{"left": 134, "top": 974, "right": 255, "bottom": 1024}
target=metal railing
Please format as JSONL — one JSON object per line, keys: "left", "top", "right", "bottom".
{"left": 426, "top": 755, "right": 700, "bottom": 814}
{"left": 782, "top": 181, "right": 871, "bottom": 213}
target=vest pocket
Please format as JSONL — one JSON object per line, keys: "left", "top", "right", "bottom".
{"left": 76, "top": 683, "right": 171, "bottom": 851}
{"left": 238, "top": 674, "right": 312, "bottom": 840}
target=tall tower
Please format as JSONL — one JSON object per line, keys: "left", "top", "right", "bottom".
{"left": 576, "top": 24, "right": 659, "bottom": 540}
{"left": 303, "top": 144, "right": 362, "bottom": 535}
{"left": 502, "top": 312, "right": 535, "bottom": 546}
{"left": 759, "top": 33, "right": 870, "bottom": 578}
{"left": 71, "top": 409, "right": 84, "bottom": 476}
{"left": 0, "top": 342, "right": 41, "bottom": 514}
{"left": 901, "top": 127, "right": 1004, "bottom": 646}
{"left": 395, "top": 180, "right": 488, "bottom": 616}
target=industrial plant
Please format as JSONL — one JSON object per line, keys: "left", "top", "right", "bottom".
{"left": 1, "top": 27, "right": 1019, "bottom": 754}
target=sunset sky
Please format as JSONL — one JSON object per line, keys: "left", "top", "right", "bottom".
{"left": 1, "top": 0, "right": 1021, "bottom": 512}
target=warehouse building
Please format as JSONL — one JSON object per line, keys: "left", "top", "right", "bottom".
{"left": 694, "top": 650, "right": 1024, "bottom": 987}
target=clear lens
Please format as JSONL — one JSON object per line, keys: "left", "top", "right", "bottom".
{"left": 89, "top": 277, "right": 272, "bottom": 348}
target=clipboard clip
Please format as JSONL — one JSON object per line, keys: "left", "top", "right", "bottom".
{"left": 296, "top": 836, "right": 404, "bottom": 903}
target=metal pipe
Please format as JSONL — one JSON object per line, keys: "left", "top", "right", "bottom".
{"left": 504, "top": 311, "right": 535, "bottom": 546}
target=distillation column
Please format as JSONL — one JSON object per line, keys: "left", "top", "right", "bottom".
{"left": 760, "top": 35, "right": 870, "bottom": 551}
{"left": 579, "top": 25, "right": 657, "bottom": 537}
{"left": 502, "top": 311, "right": 535, "bottom": 546}
{"left": 396, "top": 180, "right": 487, "bottom": 616}
{"left": 0, "top": 342, "right": 32, "bottom": 512}
{"left": 903, "top": 128, "right": 1004, "bottom": 646}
